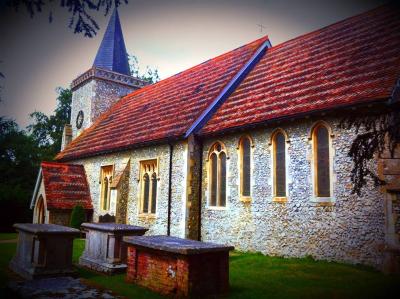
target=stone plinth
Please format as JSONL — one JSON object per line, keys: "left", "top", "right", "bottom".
{"left": 79, "top": 223, "right": 148, "bottom": 274}
{"left": 9, "top": 223, "right": 80, "bottom": 279}
{"left": 124, "top": 235, "right": 234, "bottom": 297}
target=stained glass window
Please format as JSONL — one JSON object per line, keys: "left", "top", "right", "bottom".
{"left": 240, "top": 137, "right": 251, "bottom": 197}
{"left": 314, "top": 125, "right": 331, "bottom": 197}
{"left": 209, "top": 143, "right": 227, "bottom": 207}
{"left": 274, "top": 132, "right": 286, "bottom": 197}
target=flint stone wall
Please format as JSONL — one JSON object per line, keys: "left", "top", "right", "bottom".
{"left": 200, "top": 117, "right": 385, "bottom": 267}
{"left": 70, "top": 78, "right": 135, "bottom": 139}
{"left": 75, "top": 141, "right": 188, "bottom": 237}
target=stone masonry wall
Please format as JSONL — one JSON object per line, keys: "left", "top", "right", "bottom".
{"left": 75, "top": 141, "right": 188, "bottom": 237}
{"left": 200, "top": 116, "right": 385, "bottom": 267}
{"left": 70, "top": 78, "right": 135, "bottom": 139}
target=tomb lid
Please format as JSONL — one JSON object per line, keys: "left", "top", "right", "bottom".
{"left": 13, "top": 223, "right": 81, "bottom": 236}
{"left": 123, "top": 235, "right": 234, "bottom": 255}
{"left": 81, "top": 222, "right": 148, "bottom": 234}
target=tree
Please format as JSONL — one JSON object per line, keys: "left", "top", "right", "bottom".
{"left": 128, "top": 54, "right": 160, "bottom": 84}
{"left": 0, "top": 117, "right": 40, "bottom": 231}
{"left": 70, "top": 205, "right": 86, "bottom": 229}
{"left": 28, "top": 87, "right": 72, "bottom": 160}
{"left": 340, "top": 101, "right": 400, "bottom": 195}
{"left": 6, "top": 0, "right": 129, "bottom": 37}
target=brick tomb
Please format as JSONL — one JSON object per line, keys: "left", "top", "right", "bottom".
{"left": 79, "top": 223, "right": 148, "bottom": 273}
{"left": 9, "top": 223, "right": 80, "bottom": 279}
{"left": 124, "top": 235, "right": 234, "bottom": 297}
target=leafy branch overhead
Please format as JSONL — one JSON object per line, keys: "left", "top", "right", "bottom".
{"left": 6, "top": 0, "right": 129, "bottom": 37}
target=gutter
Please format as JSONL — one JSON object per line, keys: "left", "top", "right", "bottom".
{"left": 167, "top": 142, "right": 173, "bottom": 236}
{"left": 184, "top": 38, "right": 272, "bottom": 138}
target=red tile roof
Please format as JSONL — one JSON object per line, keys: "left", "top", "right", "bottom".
{"left": 200, "top": 5, "right": 400, "bottom": 135}
{"left": 56, "top": 36, "right": 268, "bottom": 161}
{"left": 41, "top": 162, "right": 92, "bottom": 210}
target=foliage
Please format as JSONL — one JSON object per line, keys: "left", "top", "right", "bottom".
{"left": 0, "top": 117, "right": 38, "bottom": 231}
{"left": 28, "top": 87, "right": 72, "bottom": 160}
{"left": 128, "top": 54, "right": 160, "bottom": 84}
{"left": 6, "top": 0, "right": 129, "bottom": 37}
{"left": 340, "top": 104, "right": 400, "bottom": 195}
{"left": 70, "top": 205, "right": 86, "bottom": 229}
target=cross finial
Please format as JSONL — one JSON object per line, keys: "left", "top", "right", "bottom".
{"left": 257, "top": 24, "right": 266, "bottom": 33}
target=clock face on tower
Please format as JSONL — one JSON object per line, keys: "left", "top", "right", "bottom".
{"left": 76, "top": 110, "right": 84, "bottom": 129}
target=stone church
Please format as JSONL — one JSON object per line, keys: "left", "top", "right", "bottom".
{"left": 31, "top": 5, "right": 400, "bottom": 270}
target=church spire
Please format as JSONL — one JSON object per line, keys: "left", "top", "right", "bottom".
{"left": 93, "top": 8, "right": 131, "bottom": 76}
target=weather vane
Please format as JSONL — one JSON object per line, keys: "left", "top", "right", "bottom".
{"left": 257, "top": 23, "right": 266, "bottom": 33}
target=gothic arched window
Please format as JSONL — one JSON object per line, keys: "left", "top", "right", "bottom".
{"left": 100, "top": 165, "right": 113, "bottom": 211}
{"left": 272, "top": 130, "right": 287, "bottom": 198}
{"left": 313, "top": 123, "right": 331, "bottom": 197}
{"left": 151, "top": 173, "right": 157, "bottom": 214}
{"left": 139, "top": 160, "right": 158, "bottom": 214}
{"left": 239, "top": 136, "right": 252, "bottom": 198}
{"left": 209, "top": 142, "right": 227, "bottom": 207}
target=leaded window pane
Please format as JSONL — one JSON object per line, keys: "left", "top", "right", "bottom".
{"left": 241, "top": 138, "right": 251, "bottom": 197}
{"left": 151, "top": 173, "right": 157, "bottom": 214}
{"left": 219, "top": 152, "right": 227, "bottom": 207}
{"left": 102, "top": 177, "right": 109, "bottom": 210}
{"left": 143, "top": 173, "right": 150, "bottom": 213}
{"left": 275, "top": 132, "right": 286, "bottom": 197}
{"left": 210, "top": 153, "right": 218, "bottom": 206}
{"left": 316, "top": 126, "right": 330, "bottom": 197}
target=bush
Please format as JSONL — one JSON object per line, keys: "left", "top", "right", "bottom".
{"left": 70, "top": 205, "right": 85, "bottom": 229}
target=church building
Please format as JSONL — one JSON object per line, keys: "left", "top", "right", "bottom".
{"left": 31, "top": 5, "right": 400, "bottom": 270}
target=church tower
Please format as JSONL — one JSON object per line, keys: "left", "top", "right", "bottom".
{"left": 63, "top": 8, "right": 148, "bottom": 147}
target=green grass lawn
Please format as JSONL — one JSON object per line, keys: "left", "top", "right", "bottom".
{"left": 0, "top": 234, "right": 17, "bottom": 241}
{"left": 0, "top": 234, "right": 398, "bottom": 299}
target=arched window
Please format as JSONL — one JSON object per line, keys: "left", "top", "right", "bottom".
{"left": 139, "top": 159, "right": 158, "bottom": 214}
{"left": 100, "top": 165, "right": 113, "bottom": 211}
{"left": 209, "top": 142, "right": 227, "bottom": 207}
{"left": 151, "top": 173, "right": 157, "bottom": 214}
{"left": 273, "top": 131, "right": 286, "bottom": 198}
{"left": 239, "top": 136, "right": 251, "bottom": 198}
{"left": 313, "top": 123, "right": 331, "bottom": 197}
{"left": 102, "top": 177, "right": 109, "bottom": 210}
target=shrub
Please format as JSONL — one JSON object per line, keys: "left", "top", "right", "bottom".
{"left": 70, "top": 205, "right": 85, "bottom": 229}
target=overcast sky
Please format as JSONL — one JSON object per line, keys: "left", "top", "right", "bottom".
{"left": 0, "top": 0, "right": 384, "bottom": 127}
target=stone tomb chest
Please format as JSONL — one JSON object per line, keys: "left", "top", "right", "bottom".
{"left": 9, "top": 223, "right": 80, "bottom": 279}
{"left": 79, "top": 223, "right": 148, "bottom": 273}
{"left": 124, "top": 235, "right": 234, "bottom": 297}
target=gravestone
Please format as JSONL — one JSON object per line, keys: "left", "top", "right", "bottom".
{"left": 124, "top": 235, "right": 234, "bottom": 297}
{"left": 9, "top": 223, "right": 80, "bottom": 279}
{"left": 79, "top": 223, "right": 148, "bottom": 274}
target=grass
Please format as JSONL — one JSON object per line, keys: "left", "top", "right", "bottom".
{"left": 0, "top": 234, "right": 17, "bottom": 241}
{"left": 0, "top": 233, "right": 398, "bottom": 299}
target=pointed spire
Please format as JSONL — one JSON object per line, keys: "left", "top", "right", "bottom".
{"left": 93, "top": 8, "right": 131, "bottom": 76}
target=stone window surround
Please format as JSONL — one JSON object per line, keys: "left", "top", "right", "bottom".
{"left": 237, "top": 135, "right": 255, "bottom": 203}
{"left": 137, "top": 158, "right": 160, "bottom": 219}
{"left": 206, "top": 141, "right": 229, "bottom": 210}
{"left": 99, "top": 164, "right": 114, "bottom": 212}
{"left": 269, "top": 128, "right": 291, "bottom": 203}
{"left": 308, "top": 120, "right": 336, "bottom": 204}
